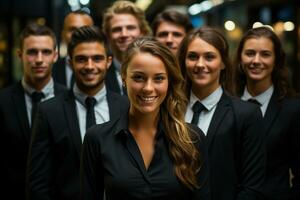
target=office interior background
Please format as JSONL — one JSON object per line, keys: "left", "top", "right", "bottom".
{"left": 0, "top": 0, "right": 299, "bottom": 91}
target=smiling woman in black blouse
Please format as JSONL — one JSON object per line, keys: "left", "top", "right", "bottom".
{"left": 80, "top": 37, "right": 210, "bottom": 200}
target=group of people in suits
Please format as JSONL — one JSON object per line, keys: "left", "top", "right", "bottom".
{"left": 0, "top": 0, "right": 299, "bottom": 200}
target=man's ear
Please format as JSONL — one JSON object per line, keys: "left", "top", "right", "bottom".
{"left": 106, "top": 55, "right": 112, "bottom": 69}
{"left": 53, "top": 50, "right": 58, "bottom": 63}
{"left": 17, "top": 49, "right": 22, "bottom": 59}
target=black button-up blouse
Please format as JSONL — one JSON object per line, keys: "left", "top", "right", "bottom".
{"left": 80, "top": 113, "right": 210, "bottom": 200}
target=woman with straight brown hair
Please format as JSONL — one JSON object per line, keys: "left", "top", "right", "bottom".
{"left": 178, "top": 26, "right": 266, "bottom": 200}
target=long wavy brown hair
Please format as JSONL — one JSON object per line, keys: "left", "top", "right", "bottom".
{"left": 121, "top": 37, "right": 202, "bottom": 190}
{"left": 234, "top": 26, "right": 295, "bottom": 99}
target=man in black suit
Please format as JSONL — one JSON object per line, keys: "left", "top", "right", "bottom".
{"left": 52, "top": 10, "right": 93, "bottom": 88}
{"left": 102, "top": 1, "right": 152, "bottom": 94}
{"left": 0, "top": 23, "right": 67, "bottom": 200}
{"left": 26, "top": 26, "right": 129, "bottom": 200}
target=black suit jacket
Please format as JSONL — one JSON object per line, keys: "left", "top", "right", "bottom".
{"left": 26, "top": 90, "right": 129, "bottom": 200}
{"left": 206, "top": 92, "right": 265, "bottom": 200}
{"left": 260, "top": 91, "right": 300, "bottom": 200}
{"left": 52, "top": 57, "right": 68, "bottom": 86}
{"left": 105, "top": 62, "right": 123, "bottom": 94}
{"left": 0, "top": 82, "right": 67, "bottom": 200}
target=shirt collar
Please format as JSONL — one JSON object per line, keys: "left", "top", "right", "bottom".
{"left": 113, "top": 112, "right": 164, "bottom": 138}
{"left": 22, "top": 77, "right": 54, "bottom": 96}
{"left": 190, "top": 86, "right": 223, "bottom": 111}
{"left": 73, "top": 83, "right": 107, "bottom": 107}
{"left": 242, "top": 85, "right": 274, "bottom": 106}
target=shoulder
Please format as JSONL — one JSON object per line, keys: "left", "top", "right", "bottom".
{"left": 39, "top": 91, "right": 69, "bottom": 112}
{"left": 227, "top": 95, "right": 260, "bottom": 116}
{"left": 85, "top": 117, "right": 123, "bottom": 142}
{"left": 0, "top": 83, "right": 19, "bottom": 95}
{"left": 107, "top": 90, "right": 129, "bottom": 106}
{"left": 280, "top": 96, "right": 300, "bottom": 115}
{"left": 0, "top": 84, "right": 21, "bottom": 103}
{"left": 54, "top": 82, "right": 68, "bottom": 94}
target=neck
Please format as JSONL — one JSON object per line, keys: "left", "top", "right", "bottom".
{"left": 25, "top": 76, "right": 51, "bottom": 91}
{"left": 128, "top": 110, "right": 159, "bottom": 133}
{"left": 77, "top": 82, "right": 104, "bottom": 97}
{"left": 113, "top": 50, "right": 123, "bottom": 64}
{"left": 192, "top": 83, "right": 220, "bottom": 100}
{"left": 246, "top": 79, "right": 272, "bottom": 96}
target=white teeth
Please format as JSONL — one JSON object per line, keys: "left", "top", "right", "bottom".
{"left": 140, "top": 96, "right": 156, "bottom": 101}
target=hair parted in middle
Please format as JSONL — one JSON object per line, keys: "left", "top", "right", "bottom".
{"left": 121, "top": 37, "right": 202, "bottom": 190}
{"left": 178, "top": 26, "right": 235, "bottom": 96}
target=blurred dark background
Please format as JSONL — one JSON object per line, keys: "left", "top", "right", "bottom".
{"left": 0, "top": 0, "right": 299, "bottom": 91}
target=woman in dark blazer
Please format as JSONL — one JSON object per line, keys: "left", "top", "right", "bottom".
{"left": 178, "top": 27, "right": 266, "bottom": 200}
{"left": 235, "top": 26, "right": 300, "bottom": 200}
{"left": 80, "top": 37, "right": 210, "bottom": 200}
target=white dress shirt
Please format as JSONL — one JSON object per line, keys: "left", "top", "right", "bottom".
{"left": 22, "top": 78, "right": 55, "bottom": 126}
{"left": 241, "top": 85, "right": 274, "bottom": 117}
{"left": 73, "top": 84, "right": 110, "bottom": 140}
{"left": 185, "top": 86, "right": 223, "bottom": 135}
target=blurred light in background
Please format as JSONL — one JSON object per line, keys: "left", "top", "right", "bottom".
{"left": 79, "top": 0, "right": 89, "bottom": 6}
{"left": 68, "top": 0, "right": 80, "bottom": 11}
{"left": 188, "top": 0, "right": 214, "bottom": 15}
{"left": 224, "top": 20, "right": 235, "bottom": 31}
{"left": 135, "top": 0, "right": 153, "bottom": 11}
{"left": 252, "top": 22, "right": 263, "bottom": 28}
{"left": 284, "top": 21, "right": 295, "bottom": 31}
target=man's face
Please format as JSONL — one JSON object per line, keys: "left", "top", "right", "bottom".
{"left": 18, "top": 35, "right": 58, "bottom": 85}
{"left": 69, "top": 42, "right": 112, "bottom": 95}
{"left": 62, "top": 13, "right": 93, "bottom": 44}
{"left": 155, "top": 21, "right": 186, "bottom": 55}
{"left": 108, "top": 13, "right": 143, "bottom": 56}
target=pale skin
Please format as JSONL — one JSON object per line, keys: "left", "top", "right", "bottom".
{"left": 124, "top": 52, "right": 168, "bottom": 169}
{"left": 108, "top": 13, "right": 143, "bottom": 62}
{"left": 185, "top": 37, "right": 224, "bottom": 100}
{"left": 69, "top": 42, "right": 112, "bottom": 96}
{"left": 155, "top": 21, "right": 186, "bottom": 55}
{"left": 17, "top": 35, "right": 58, "bottom": 91}
{"left": 241, "top": 37, "right": 275, "bottom": 96}
{"left": 62, "top": 13, "right": 93, "bottom": 44}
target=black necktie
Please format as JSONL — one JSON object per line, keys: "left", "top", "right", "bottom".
{"left": 85, "top": 97, "right": 97, "bottom": 130}
{"left": 247, "top": 98, "right": 261, "bottom": 106}
{"left": 191, "top": 101, "right": 206, "bottom": 125}
{"left": 31, "top": 91, "right": 44, "bottom": 124}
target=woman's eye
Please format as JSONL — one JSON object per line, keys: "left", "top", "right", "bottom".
{"left": 154, "top": 76, "right": 166, "bottom": 82}
{"left": 186, "top": 53, "right": 199, "bottom": 61}
{"left": 132, "top": 75, "right": 144, "bottom": 82}
{"left": 205, "top": 54, "right": 215, "bottom": 61}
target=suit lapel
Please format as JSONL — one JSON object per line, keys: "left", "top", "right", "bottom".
{"left": 107, "top": 91, "right": 121, "bottom": 121}
{"left": 263, "top": 91, "right": 280, "bottom": 136}
{"left": 64, "top": 91, "right": 82, "bottom": 158}
{"left": 12, "top": 83, "right": 31, "bottom": 140}
{"left": 206, "top": 93, "right": 231, "bottom": 149}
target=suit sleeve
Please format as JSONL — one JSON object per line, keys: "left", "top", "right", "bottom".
{"left": 236, "top": 106, "right": 266, "bottom": 200}
{"left": 290, "top": 103, "right": 300, "bottom": 200}
{"left": 26, "top": 106, "right": 55, "bottom": 200}
{"left": 80, "top": 128, "right": 104, "bottom": 200}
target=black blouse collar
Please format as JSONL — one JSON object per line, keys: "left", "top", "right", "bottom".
{"left": 113, "top": 113, "right": 164, "bottom": 138}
